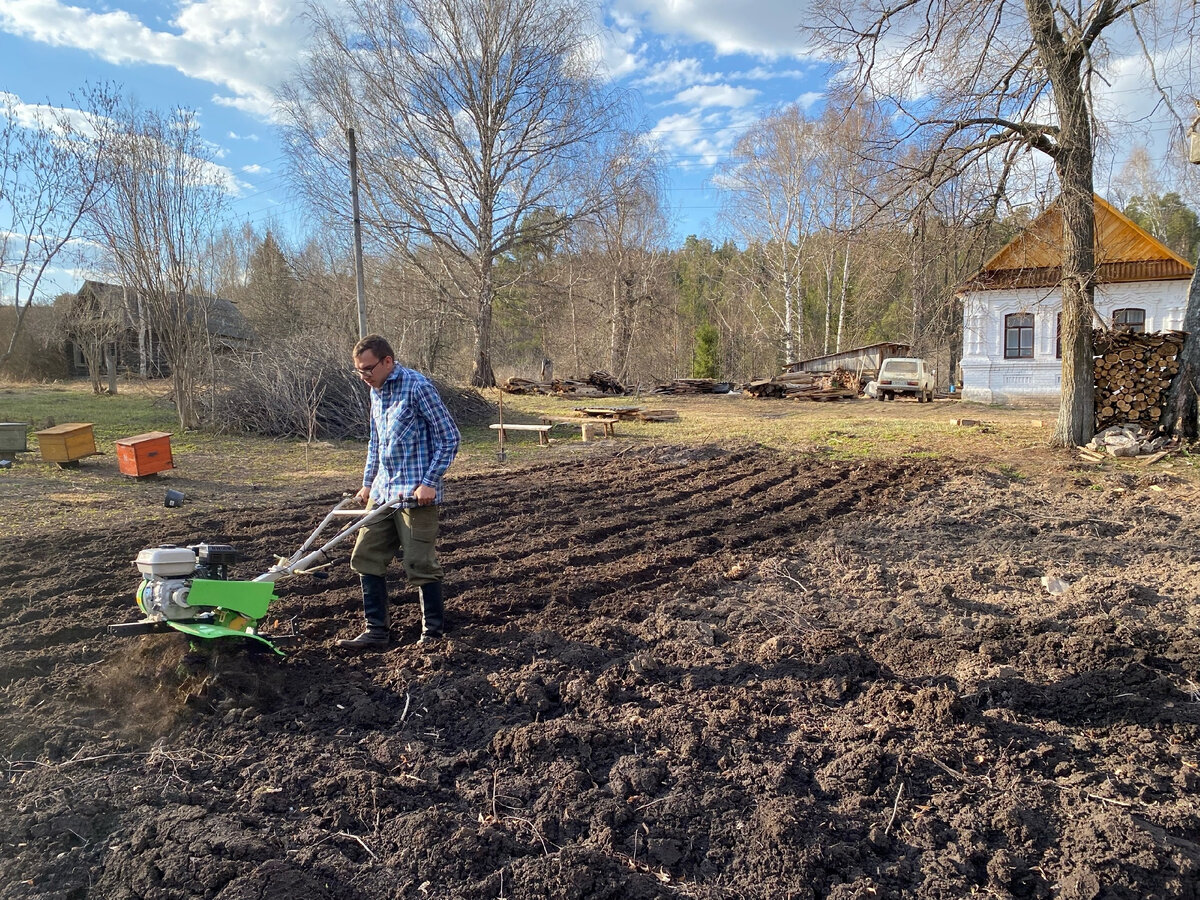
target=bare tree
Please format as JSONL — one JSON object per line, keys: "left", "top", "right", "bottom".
{"left": 810, "top": 0, "right": 1187, "bottom": 446}
{"left": 280, "top": 0, "right": 624, "bottom": 386}
{"left": 59, "top": 284, "right": 127, "bottom": 393}
{"left": 810, "top": 104, "right": 889, "bottom": 355}
{"left": 0, "top": 88, "right": 116, "bottom": 367}
{"left": 86, "top": 104, "right": 228, "bottom": 428}
{"left": 571, "top": 134, "right": 669, "bottom": 382}
{"left": 718, "top": 105, "right": 822, "bottom": 366}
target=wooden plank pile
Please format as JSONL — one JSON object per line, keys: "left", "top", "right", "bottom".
{"left": 502, "top": 371, "right": 627, "bottom": 397}
{"left": 1078, "top": 423, "right": 1176, "bottom": 464}
{"left": 743, "top": 368, "right": 860, "bottom": 401}
{"left": 650, "top": 378, "right": 733, "bottom": 394}
{"left": 636, "top": 409, "right": 678, "bottom": 422}
{"left": 573, "top": 406, "right": 679, "bottom": 422}
{"left": 1093, "top": 329, "right": 1184, "bottom": 431}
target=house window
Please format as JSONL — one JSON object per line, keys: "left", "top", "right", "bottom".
{"left": 1112, "top": 308, "right": 1145, "bottom": 333}
{"left": 1004, "top": 313, "right": 1035, "bottom": 359}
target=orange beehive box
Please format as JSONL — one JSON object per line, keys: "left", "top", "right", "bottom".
{"left": 35, "top": 423, "right": 98, "bottom": 464}
{"left": 115, "top": 431, "right": 175, "bottom": 477}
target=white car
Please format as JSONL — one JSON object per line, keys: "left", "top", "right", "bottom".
{"left": 876, "top": 357, "right": 935, "bottom": 402}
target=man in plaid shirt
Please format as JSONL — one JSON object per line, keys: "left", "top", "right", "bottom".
{"left": 339, "top": 334, "right": 461, "bottom": 650}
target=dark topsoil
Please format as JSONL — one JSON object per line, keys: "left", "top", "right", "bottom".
{"left": 1, "top": 445, "right": 1199, "bottom": 899}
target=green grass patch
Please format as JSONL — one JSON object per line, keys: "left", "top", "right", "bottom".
{"left": 0, "top": 381, "right": 178, "bottom": 445}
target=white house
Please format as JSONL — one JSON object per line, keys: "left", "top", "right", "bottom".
{"left": 959, "top": 196, "right": 1194, "bottom": 403}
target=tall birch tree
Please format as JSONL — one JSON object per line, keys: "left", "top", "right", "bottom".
{"left": 718, "top": 105, "right": 820, "bottom": 366}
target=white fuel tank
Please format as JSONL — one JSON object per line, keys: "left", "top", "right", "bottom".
{"left": 135, "top": 545, "right": 197, "bottom": 578}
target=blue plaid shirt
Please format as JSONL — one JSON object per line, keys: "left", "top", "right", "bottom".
{"left": 363, "top": 365, "right": 460, "bottom": 505}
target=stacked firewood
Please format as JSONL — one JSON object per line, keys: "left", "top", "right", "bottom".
{"left": 743, "top": 368, "right": 860, "bottom": 401}
{"left": 502, "top": 371, "right": 626, "bottom": 397}
{"left": 650, "top": 378, "right": 732, "bottom": 394}
{"left": 1093, "top": 329, "right": 1184, "bottom": 431}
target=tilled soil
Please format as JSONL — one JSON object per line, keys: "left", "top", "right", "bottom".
{"left": 1, "top": 444, "right": 1199, "bottom": 899}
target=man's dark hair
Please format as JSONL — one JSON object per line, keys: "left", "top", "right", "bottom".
{"left": 354, "top": 334, "right": 394, "bottom": 361}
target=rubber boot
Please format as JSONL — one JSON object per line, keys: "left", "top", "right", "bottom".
{"left": 417, "top": 581, "right": 444, "bottom": 644}
{"left": 337, "top": 574, "right": 390, "bottom": 650}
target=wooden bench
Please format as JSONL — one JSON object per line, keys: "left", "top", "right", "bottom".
{"left": 541, "top": 417, "right": 618, "bottom": 439}
{"left": 490, "top": 423, "right": 554, "bottom": 446}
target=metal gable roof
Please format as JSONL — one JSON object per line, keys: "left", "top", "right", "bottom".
{"left": 962, "top": 195, "right": 1194, "bottom": 290}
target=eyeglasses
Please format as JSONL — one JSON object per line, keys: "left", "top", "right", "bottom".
{"left": 353, "top": 358, "right": 386, "bottom": 377}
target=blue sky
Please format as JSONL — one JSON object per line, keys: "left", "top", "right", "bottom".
{"left": 0, "top": 0, "right": 831, "bottom": 256}
{"left": 0, "top": 0, "right": 1193, "bottom": 300}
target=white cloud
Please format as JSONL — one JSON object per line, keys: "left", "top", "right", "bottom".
{"left": 0, "top": 0, "right": 309, "bottom": 121}
{"left": 4, "top": 87, "right": 244, "bottom": 198}
{"left": 241, "top": 163, "right": 270, "bottom": 174}
{"left": 651, "top": 111, "right": 721, "bottom": 168}
{"left": 0, "top": 91, "right": 51, "bottom": 130}
{"left": 596, "top": 16, "right": 643, "bottom": 80}
{"left": 612, "top": 0, "right": 818, "bottom": 59}
{"left": 742, "top": 65, "right": 810, "bottom": 81}
{"left": 650, "top": 107, "right": 758, "bottom": 169}
{"left": 227, "top": 130, "right": 261, "bottom": 141}
{"left": 673, "top": 84, "right": 759, "bottom": 109}
{"left": 796, "top": 90, "right": 822, "bottom": 110}
{"left": 638, "top": 57, "right": 715, "bottom": 91}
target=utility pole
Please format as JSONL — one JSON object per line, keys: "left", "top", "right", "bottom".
{"left": 348, "top": 127, "right": 368, "bottom": 338}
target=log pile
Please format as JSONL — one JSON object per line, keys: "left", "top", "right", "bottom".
{"left": 502, "top": 371, "right": 626, "bottom": 397}
{"left": 743, "top": 368, "right": 860, "bottom": 401}
{"left": 650, "top": 378, "right": 732, "bottom": 394}
{"left": 1093, "top": 329, "right": 1184, "bottom": 431}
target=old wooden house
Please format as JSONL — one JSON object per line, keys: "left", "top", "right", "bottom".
{"left": 63, "top": 280, "right": 254, "bottom": 377}
{"left": 959, "top": 196, "right": 1194, "bottom": 403}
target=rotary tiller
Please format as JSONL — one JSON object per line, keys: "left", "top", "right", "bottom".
{"left": 107, "top": 496, "right": 409, "bottom": 655}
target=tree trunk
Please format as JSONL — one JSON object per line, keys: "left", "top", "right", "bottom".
{"left": 86, "top": 349, "right": 102, "bottom": 394}
{"left": 1027, "top": 0, "right": 1096, "bottom": 448}
{"left": 568, "top": 266, "right": 581, "bottom": 376}
{"left": 1050, "top": 118, "right": 1098, "bottom": 446}
{"left": 470, "top": 260, "right": 496, "bottom": 388}
{"left": 609, "top": 273, "right": 635, "bottom": 381}
{"left": 782, "top": 269, "right": 796, "bottom": 366}
{"left": 105, "top": 344, "right": 118, "bottom": 394}
{"left": 608, "top": 272, "right": 621, "bottom": 375}
{"left": 836, "top": 239, "right": 850, "bottom": 353}
{"left": 470, "top": 304, "right": 496, "bottom": 388}
{"left": 1163, "top": 256, "right": 1200, "bottom": 438}
{"left": 172, "top": 368, "right": 199, "bottom": 429}
{"left": 823, "top": 248, "right": 834, "bottom": 355}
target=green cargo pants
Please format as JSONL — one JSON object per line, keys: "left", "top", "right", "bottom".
{"left": 349, "top": 504, "right": 444, "bottom": 585}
